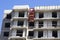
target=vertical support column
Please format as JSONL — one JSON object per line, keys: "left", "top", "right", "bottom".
{"left": 23, "top": 12, "right": 27, "bottom": 37}
{"left": 43, "top": 31, "right": 47, "bottom": 38}
{"left": 44, "top": 12, "right": 52, "bottom": 18}
{"left": 23, "top": 29, "right": 25, "bottom": 37}
{"left": 34, "top": 31, "right": 38, "bottom": 38}
{"left": 58, "top": 30, "right": 60, "bottom": 38}
{"left": 35, "top": 21, "right": 38, "bottom": 28}
{"left": 57, "top": 12, "right": 60, "bottom": 18}
{"left": 57, "top": 12, "right": 60, "bottom": 38}
{"left": 47, "top": 21, "right": 52, "bottom": 27}
{"left": 57, "top": 20, "right": 60, "bottom": 38}
{"left": 23, "top": 20, "right": 27, "bottom": 27}
{"left": 44, "top": 12, "right": 48, "bottom": 28}
{"left": 24, "top": 11, "right": 27, "bottom": 17}
{"left": 35, "top": 12, "right": 39, "bottom": 28}
{"left": 44, "top": 21, "right": 47, "bottom": 28}
{"left": 26, "top": 30, "right": 28, "bottom": 38}
{"left": 48, "top": 12, "right": 52, "bottom": 18}
{"left": 34, "top": 12, "right": 38, "bottom": 38}
{"left": 26, "top": 21, "right": 28, "bottom": 38}
{"left": 14, "top": 11, "right": 19, "bottom": 17}
{"left": 13, "top": 20, "right": 17, "bottom": 26}
{"left": 57, "top": 20, "right": 60, "bottom": 27}
{"left": 11, "top": 29, "right": 16, "bottom": 36}
{"left": 48, "top": 30, "right": 52, "bottom": 38}
{"left": 35, "top": 12, "right": 39, "bottom": 18}
{"left": 11, "top": 12, "right": 14, "bottom": 18}
{"left": 44, "top": 12, "right": 48, "bottom": 18}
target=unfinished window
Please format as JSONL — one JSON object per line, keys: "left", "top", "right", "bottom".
{"left": 4, "top": 32, "right": 9, "bottom": 37}
{"left": 52, "top": 12, "right": 57, "bottom": 18}
{"left": 52, "top": 30, "right": 57, "bottom": 38}
{"left": 29, "top": 22, "right": 34, "bottom": 28}
{"left": 17, "top": 21, "right": 24, "bottom": 26}
{"left": 38, "top": 31, "right": 43, "bottom": 38}
{"left": 39, "top": 21, "right": 43, "bottom": 28}
{"left": 19, "top": 11, "right": 24, "bottom": 17}
{"left": 52, "top": 21, "right": 57, "bottom": 27}
{"left": 16, "top": 30, "right": 23, "bottom": 37}
{"left": 28, "top": 31, "right": 34, "bottom": 39}
{"left": 6, "top": 14, "right": 11, "bottom": 19}
{"left": 5, "top": 23, "right": 10, "bottom": 28}
{"left": 39, "top": 12, "right": 43, "bottom": 18}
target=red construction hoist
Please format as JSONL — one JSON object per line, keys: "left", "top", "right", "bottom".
{"left": 28, "top": 8, "right": 35, "bottom": 22}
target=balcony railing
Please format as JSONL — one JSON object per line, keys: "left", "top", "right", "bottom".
{"left": 28, "top": 26, "right": 34, "bottom": 29}
{"left": 8, "top": 36, "right": 26, "bottom": 40}
{"left": 35, "top": 17, "right": 60, "bottom": 21}
{"left": 28, "top": 36, "right": 34, "bottom": 39}
{"left": 10, "top": 25, "right": 27, "bottom": 30}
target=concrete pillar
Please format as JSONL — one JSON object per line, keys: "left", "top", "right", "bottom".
{"left": 26, "top": 21, "right": 28, "bottom": 38}
{"left": 26, "top": 30, "right": 28, "bottom": 38}
{"left": 13, "top": 20, "right": 17, "bottom": 26}
{"left": 44, "top": 12, "right": 52, "bottom": 18}
{"left": 24, "top": 11, "right": 27, "bottom": 17}
{"left": 57, "top": 12, "right": 60, "bottom": 18}
{"left": 57, "top": 20, "right": 60, "bottom": 27}
{"left": 23, "top": 20, "right": 27, "bottom": 27}
{"left": 47, "top": 21, "right": 52, "bottom": 27}
{"left": 35, "top": 21, "right": 38, "bottom": 28}
{"left": 44, "top": 12, "right": 48, "bottom": 18}
{"left": 44, "top": 21, "right": 47, "bottom": 28}
{"left": 43, "top": 31, "right": 47, "bottom": 38}
{"left": 57, "top": 12, "right": 60, "bottom": 38}
{"left": 48, "top": 12, "right": 52, "bottom": 18}
{"left": 11, "top": 29, "right": 16, "bottom": 36}
{"left": 34, "top": 31, "right": 38, "bottom": 38}
{"left": 35, "top": 12, "right": 39, "bottom": 18}
{"left": 14, "top": 11, "right": 19, "bottom": 17}
{"left": 48, "top": 30, "right": 52, "bottom": 38}
{"left": 23, "top": 29, "right": 25, "bottom": 37}
{"left": 58, "top": 30, "right": 60, "bottom": 38}
{"left": 11, "top": 12, "right": 14, "bottom": 18}
{"left": 35, "top": 12, "right": 39, "bottom": 28}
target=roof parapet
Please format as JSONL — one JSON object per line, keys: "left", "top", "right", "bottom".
{"left": 35, "top": 6, "right": 60, "bottom": 11}
{"left": 13, "top": 5, "right": 29, "bottom": 10}
{"left": 4, "top": 10, "right": 12, "bottom": 14}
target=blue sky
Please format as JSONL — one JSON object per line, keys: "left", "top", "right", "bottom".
{"left": 0, "top": 0, "right": 60, "bottom": 32}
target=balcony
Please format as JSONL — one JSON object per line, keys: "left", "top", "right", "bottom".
{"left": 8, "top": 36, "right": 26, "bottom": 40}
{"left": 28, "top": 26, "right": 34, "bottom": 29}
{"left": 34, "top": 18, "right": 60, "bottom": 21}
{"left": 28, "top": 36, "right": 34, "bottom": 39}
{"left": 10, "top": 26, "right": 27, "bottom": 30}
{"left": 11, "top": 17, "right": 28, "bottom": 21}
{"left": 27, "top": 36, "right": 60, "bottom": 40}
{"left": 33, "top": 37, "right": 60, "bottom": 40}
{"left": 33, "top": 26, "right": 60, "bottom": 31}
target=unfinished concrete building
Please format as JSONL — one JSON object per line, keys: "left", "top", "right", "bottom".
{"left": 1, "top": 5, "right": 60, "bottom": 40}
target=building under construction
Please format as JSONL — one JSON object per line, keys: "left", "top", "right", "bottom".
{"left": 1, "top": 5, "right": 60, "bottom": 40}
